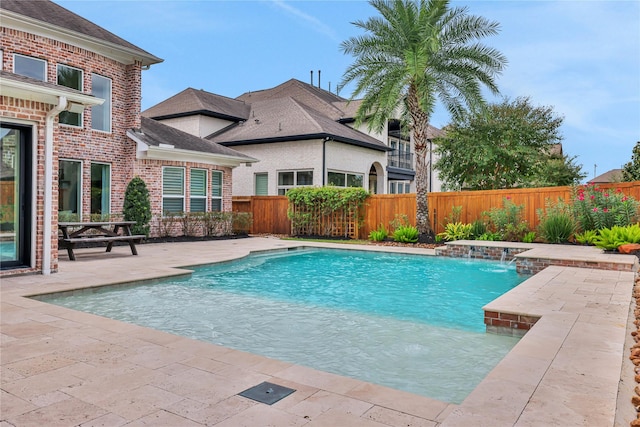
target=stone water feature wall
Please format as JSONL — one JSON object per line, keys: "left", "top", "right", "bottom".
{"left": 437, "top": 241, "right": 638, "bottom": 337}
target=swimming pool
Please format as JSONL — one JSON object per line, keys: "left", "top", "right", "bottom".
{"left": 43, "top": 248, "right": 527, "bottom": 403}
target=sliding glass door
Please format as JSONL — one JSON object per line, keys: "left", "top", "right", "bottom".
{"left": 0, "top": 123, "right": 32, "bottom": 269}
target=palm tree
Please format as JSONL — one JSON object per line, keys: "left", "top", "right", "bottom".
{"left": 340, "top": 0, "right": 507, "bottom": 240}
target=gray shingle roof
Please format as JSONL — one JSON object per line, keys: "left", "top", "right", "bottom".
{"left": 132, "top": 117, "right": 256, "bottom": 160}
{"left": 589, "top": 169, "right": 623, "bottom": 184}
{"left": 144, "top": 78, "right": 443, "bottom": 152}
{"left": 208, "top": 97, "right": 390, "bottom": 152}
{"left": 1, "top": 0, "right": 161, "bottom": 65}
{"left": 237, "top": 79, "right": 347, "bottom": 121}
{"left": 142, "top": 88, "right": 250, "bottom": 122}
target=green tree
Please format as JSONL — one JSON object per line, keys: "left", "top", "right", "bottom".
{"left": 340, "top": 0, "right": 506, "bottom": 240}
{"left": 622, "top": 141, "right": 640, "bottom": 181}
{"left": 532, "top": 153, "right": 585, "bottom": 187}
{"left": 123, "top": 176, "right": 152, "bottom": 237}
{"left": 434, "top": 97, "right": 565, "bottom": 190}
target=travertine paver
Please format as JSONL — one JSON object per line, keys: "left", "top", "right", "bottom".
{"left": 0, "top": 238, "right": 636, "bottom": 426}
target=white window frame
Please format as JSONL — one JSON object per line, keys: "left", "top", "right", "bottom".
{"left": 91, "top": 73, "right": 112, "bottom": 133}
{"left": 277, "top": 169, "right": 313, "bottom": 195}
{"left": 90, "top": 162, "right": 111, "bottom": 217}
{"left": 58, "top": 159, "right": 83, "bottom": 220}
{"left": 13, "top": 54, "right": 46, "bottom": 81}
{"left": 189, "top": 168, "right": 208, "bottom": 213}
{"left": 162, "top": 166, "right": 185, "bottom": 214}
{"left": 57, "top": 64, "right": 84, "bottom": 127}
{"left": 211, "top": 170, "right": 223, "bottom": 212}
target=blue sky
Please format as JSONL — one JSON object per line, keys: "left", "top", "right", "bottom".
{"left": 58, "top": 0, "right": 640, "bottom": 181}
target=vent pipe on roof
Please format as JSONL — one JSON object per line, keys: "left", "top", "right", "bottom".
{"left": 310, "top": 70, "right": 313, "bottom": 86}
{"left": 318, "top": 70, "right": 321, "bottom": 88}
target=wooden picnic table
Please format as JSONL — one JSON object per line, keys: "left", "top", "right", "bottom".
{"left": 58, "top": 221, "right": 145, "bottom": 261}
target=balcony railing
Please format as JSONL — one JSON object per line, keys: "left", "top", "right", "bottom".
{"left": 388, "top": 150, "right": 414, "bottom": 170}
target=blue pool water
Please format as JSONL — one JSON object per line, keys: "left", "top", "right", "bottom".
{"left": 43, "top": 248, "right": 527, "bottom": 403}
{"left": 0, "top": 240, "right": 16, "bottom": 262}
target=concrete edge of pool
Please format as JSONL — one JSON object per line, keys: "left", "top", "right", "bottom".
{"left": 0, "top": 237, "right": 637, "bottom": 426}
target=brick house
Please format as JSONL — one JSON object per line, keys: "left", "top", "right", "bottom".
{"left": 0, "top": 0, "right": 253, "bottom": 275}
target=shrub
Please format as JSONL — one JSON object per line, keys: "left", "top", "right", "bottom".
{"left": 368, "top": 224, "right": 389, "bottom": 242}
{"left": 575, "top": 229, "right": 598, "bottom": 245}
{"left": 123, "top": 176, "right": 152, "bottom": 237}
{"left": 442, "top": 205, "right": 463, "bottom": 226}
{"left": 158, "top": 211, "right": 181, "bottom": 237}
{"left": 485, "top": 197, "right": 529, "bottom": 241}
{"left": 593, "top": 224, "right": 640, "bottom": 251}
{"left": 522, "top": 231, "right": 536, "bottom": 243}
{"left": 232, "top": 212, "right": 253, "bottom": 235}
{"left": 571, "top": 184, "right": 639, "bottom": 231}
{"left": 469, "top": 220, "right": 487, "bottom": 239}
{"left": 476, "top": 232, "right": 501, "bottom": 241}
{"left": 536, "top": 198, "right": 576, "bottom": 244}
{"left": 181, "top": 212, "right": 204, "bottom": 237}
{"left": 389, "top": 213, "right": 412, "bottom": 231}
{"left": 393, "top": 225, "right": 419, "bottom": 243}
{"left": 202, "top": 212, "right": 233, "bottom": 236}
{"left": 437, "top": 222, "right": 472, "bottom": 242}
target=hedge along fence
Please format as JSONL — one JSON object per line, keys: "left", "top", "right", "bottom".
{"left": 233, "top": 181, "right": 640, "bottom": 238}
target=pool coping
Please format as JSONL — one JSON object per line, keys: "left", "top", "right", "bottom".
{"left": 1, "top": 237, "right": 637, "bottom": 426}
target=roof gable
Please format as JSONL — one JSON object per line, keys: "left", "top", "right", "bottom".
{"left": 0, "top": 0, "right": 162, "bottom": 66}
{"left": 237, "top": 79, "right": 348, "bottom": 121}
{"left": 142, "top": 88, "right": 250, "bottom": 122}
{"left": 130, "top": 117, "right": 256, "bottom": 163}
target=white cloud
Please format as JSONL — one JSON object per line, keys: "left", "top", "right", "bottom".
{"left": 268, "top": 0, "right": 340, "bottom": 42}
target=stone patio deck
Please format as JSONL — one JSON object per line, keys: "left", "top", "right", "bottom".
{"left": 1, "top": 237, "right": 637, "bottom": 426}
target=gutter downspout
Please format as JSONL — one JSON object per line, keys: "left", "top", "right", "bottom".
{"left": 322, "top": 137, "right": 331, "bottom": 186}
{"left": 43, "top": 96, "right": 67, "bottom": 275}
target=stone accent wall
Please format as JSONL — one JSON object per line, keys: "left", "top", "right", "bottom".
{"left": 438, "top": 243, "right": 637, "bottom": 274}
{"left": 517, "top": 257, "right": 636, "bottom": 275}
{"left": 436, "top": 244, "right": 529, "bottom": 261}
{"left": 484, "top": 311, "right": 540, "bottom": 338}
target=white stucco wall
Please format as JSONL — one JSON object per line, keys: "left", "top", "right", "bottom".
{"left": 227, "top": 139, "right": 388, "bottom": 196}
{"left": 229, "top": 140, "right": 324, "bottom": 196}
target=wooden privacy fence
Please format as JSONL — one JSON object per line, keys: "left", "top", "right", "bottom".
{"left": 233, "top": 181, "right": 640, "bottom": 238}
{"left": 232, "top": 196, "right": 290, "bottom": 234}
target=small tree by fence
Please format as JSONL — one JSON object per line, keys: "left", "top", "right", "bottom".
{"left": 287, "top": 187, "right": 369, "bottom": 238}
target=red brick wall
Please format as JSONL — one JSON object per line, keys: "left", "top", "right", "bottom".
{"left": 0, "top": 97, "right": 51, "bottom": 274}
{"left": 1, "top": 27, "right": 143, "bottom": 273}
{"left": 134, "top": 159, "right": 233, "bottom": 237}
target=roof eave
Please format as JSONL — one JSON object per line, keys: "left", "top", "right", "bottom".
{"left": 127, "top": 130, "right": 258, "bottom": 168}
{"left": 219, "top": 133, "right": 391, "bottom": 152}
{"left": 0, "top": 75, "right": 104, "bottom": 107}
{"left": 1, "top": 10, "right": 163, "bottom": 66}
{"left": 148, "top": 110, "right": 246, "bottom": 123}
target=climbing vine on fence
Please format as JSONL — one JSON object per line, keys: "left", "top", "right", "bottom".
{"left": 286, "top": 187, "right": 369, "bottom": 238}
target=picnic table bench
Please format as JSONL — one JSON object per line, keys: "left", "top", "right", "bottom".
{"left": 58, "top": 221, "right": 145, "bottom": 261}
